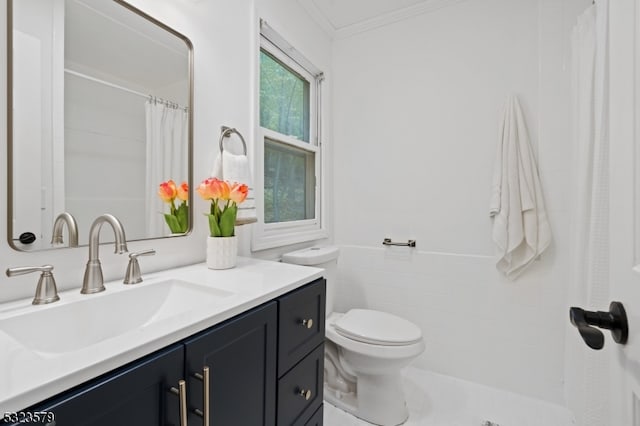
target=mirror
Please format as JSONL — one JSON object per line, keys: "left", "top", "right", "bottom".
{"left": 8, "top": 0, "right": 193, "bottom": 251}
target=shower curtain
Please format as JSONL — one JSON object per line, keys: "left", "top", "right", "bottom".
{"left": 566, "top": 1, "right": 610, "bottom": 425}
{"left": 145, "top": 99, "right": 189, "bottom": 237}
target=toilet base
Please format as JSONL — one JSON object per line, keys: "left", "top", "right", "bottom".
{"left": 324, "top": 372, "right": 409, "bottom": 426}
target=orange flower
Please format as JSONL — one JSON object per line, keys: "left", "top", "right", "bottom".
{"left": 229, "top": 182, "right": 249, "bottom": 204}
{"left": 197, "top": 178, "right": 230, "bottom": 200}
{"left": 177, "top": 182, "right": 189, "bottom": 202}
{"left": 158, "top": 180, "right": 178, "bottom": 203}
{"left": 198, "top": 177, "right": 248, "bottom": 237}
{"left": 159, "top": 179, "right": 189, "bottom": 234}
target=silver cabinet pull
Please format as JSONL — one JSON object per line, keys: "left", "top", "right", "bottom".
{"left": 298, "top": 388, "right": 312, "bottom": 400}
{"left": 169, "top": 380, "right": 188, "bottom": 426}
{"left": 301, "top": 318, "right": 314, "bottom": 329}
{"left": 193, "top": 366, "right": 210, "bottom": 426}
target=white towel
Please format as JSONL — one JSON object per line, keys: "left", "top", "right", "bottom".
{"left": 490, "top": 95, "right": 551, "bottom": 279}
{"left": 211, "top": 151, "right": 257, "bottom": 224}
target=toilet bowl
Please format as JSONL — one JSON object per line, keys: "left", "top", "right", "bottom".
{"left": 325, "top": 310, "right": 425, "bottom": 425}
{"left": 282, "top": 247, "right": 425, "bottom": 426}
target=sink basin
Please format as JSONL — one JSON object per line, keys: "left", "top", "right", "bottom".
{"left": 0, "top": 279, "right": 234, "bottom": 355}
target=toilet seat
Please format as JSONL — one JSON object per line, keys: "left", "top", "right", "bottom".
{"left": 334, "top": 309, "right": 422, "bottom": 346}
{"left": 326, "top": 312, "right": 426, "bottom": 360}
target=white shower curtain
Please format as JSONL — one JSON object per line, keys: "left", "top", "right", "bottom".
{"left": 145, "top": 100, "right": 189, "bottom": 237}
{"left": 566, "top": 1, "right": 610, "bottom": 425}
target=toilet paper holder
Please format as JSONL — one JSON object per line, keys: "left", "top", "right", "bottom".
{"left": 382, "top": 238, "right": 416, "bottom": 247}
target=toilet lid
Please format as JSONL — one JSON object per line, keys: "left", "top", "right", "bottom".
{"left": 333, "top": 309, "right": 422, "bottom": 346}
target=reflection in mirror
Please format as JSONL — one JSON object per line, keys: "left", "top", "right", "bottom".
{"left": 8, "top": 0, "right": 193, "bottom": 251}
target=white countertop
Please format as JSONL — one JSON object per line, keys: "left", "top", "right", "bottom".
{"left": 0, "top": 257, "right": 323, "bottom": 412}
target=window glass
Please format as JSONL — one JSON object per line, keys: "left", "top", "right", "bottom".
{"left": 259, "top": 50, "right": 310, "bottom": 142}
{"left": 264, "top": 138, "right": 315, "bottom": 223}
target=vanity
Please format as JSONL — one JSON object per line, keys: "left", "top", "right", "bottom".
{"left": 0, "top": 258, "right": 326, "bottom": 425}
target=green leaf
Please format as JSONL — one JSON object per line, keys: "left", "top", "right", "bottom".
{"left": 219, "top": 204, "right": 237, "bottom": 237}
{"left": 164, "top": 214, "right": 182, "bottom": 233}
{"left": 176, "top": 202, "right": 188, "bottom": 233}
{"left": 208, "top": 214, "right": 222, "bottom": 237}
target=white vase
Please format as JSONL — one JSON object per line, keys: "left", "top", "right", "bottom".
{"left": 206, "top": 236, "right": 238, "bottom": 269}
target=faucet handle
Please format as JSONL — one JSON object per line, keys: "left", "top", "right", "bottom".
{"left": 6, "top": 265, "right": 60, "bottom": 305}
{"left": 124, "top": 249, "right": 156, "bottom": 285}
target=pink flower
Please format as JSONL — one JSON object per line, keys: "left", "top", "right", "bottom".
{"left": 229, "top": 182, "right": 249, "bottom": 204}
{"left": 158, "top": 180, "right": 177, "bottom": 203}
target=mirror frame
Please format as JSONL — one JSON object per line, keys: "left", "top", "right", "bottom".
{"left": 6, "top": 0, "right": 194, "bottom": 251}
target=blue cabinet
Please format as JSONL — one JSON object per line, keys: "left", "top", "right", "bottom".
{"left": 277, "top": 343, "right": 324, "bottom": 425}
{"left": 184, "top": 302, "right": 277, "bottom": 426}
{"left": 304, "top": 406, "right": 324, "bottom": 426}
{"left": 7, "top": 345, "right": 184, "bottom": 426}
{"left": 3, "top": 279, "right": 325, "bottom": 426}
{"left": 276, "top": 279, "right": 326, "bottom": 425}
{"left": 277, "top": 279, "right": 326, "bottom": 374}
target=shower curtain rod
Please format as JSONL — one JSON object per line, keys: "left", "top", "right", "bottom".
{"left": 64, "top": 68, "right": 187, "bottom": 110}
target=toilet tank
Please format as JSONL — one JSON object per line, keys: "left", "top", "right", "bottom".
{"left": 282, "top": 246, "right": 339, "bottom": 316}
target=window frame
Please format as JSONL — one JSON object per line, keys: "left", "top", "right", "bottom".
{"left": 252, "top": 29, "right": 327, "bottom": 251}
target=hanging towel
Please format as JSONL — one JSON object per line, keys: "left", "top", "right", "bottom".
{"left": 489, "top": 95, "right": 551, "bottom": 279}
{"left": 211, "top": 151, "right": 257, "bottom": 224}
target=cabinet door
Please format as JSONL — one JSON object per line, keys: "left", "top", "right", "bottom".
{"left": 184, "top": 302, "right": 277, "bottom": 426}
{"left": 14, "top": 345, "right": 185, "bottom": 426}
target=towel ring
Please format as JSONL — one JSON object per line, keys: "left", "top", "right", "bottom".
{"left": 219, "top": 126, "right": 247, "bottom": 155}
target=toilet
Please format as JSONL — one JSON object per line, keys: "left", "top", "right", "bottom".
{"left": 282, "top": 246, "right": 425, "bottom": 426}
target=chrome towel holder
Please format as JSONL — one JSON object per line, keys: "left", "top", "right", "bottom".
{"left": 219, "top": 126, "right": 247, "bottom": 155}
{"left": 382, "top": 238, "right": 416, "bottom": 247}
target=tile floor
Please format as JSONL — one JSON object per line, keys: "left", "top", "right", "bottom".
{"left": 324, "top": 367, "right": 575, "bottom": 426}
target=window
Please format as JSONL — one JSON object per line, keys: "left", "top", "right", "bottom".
{"left": 253, "top": 21, "right": 326, "bottom": 250}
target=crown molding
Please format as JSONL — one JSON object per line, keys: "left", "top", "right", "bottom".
{"left": 298, "top": 0, "right": 465, "bottom": 40}
{"left": 297, "top": 0, "right": 338, "bottom": 39}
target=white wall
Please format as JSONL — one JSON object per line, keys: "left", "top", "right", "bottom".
{"left": 0, "top": 0, "right": 332, "bottom": 301}
{"left": 332, "top": 0, "right": 585, "bottom": 404}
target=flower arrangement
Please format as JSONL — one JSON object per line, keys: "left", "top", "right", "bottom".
{"left": 197, "top": 178, "right": 249, "bottom": 237}
{"left": 158, "top": 180, "right": 189, "bottom": 233}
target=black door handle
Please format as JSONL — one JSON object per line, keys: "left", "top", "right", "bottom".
{"left": 569, "top": 301, "right": 628, "bottom": 350}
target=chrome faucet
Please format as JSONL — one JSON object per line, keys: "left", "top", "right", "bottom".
{"left": 51, "top": 212, "right": 79, "bottom": 247}
{"left": 81, "top": 214, "right": 128, "bottom": 294}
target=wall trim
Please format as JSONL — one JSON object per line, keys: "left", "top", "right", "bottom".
{"left": 297, "top": 0, "right": 465, "bottom": 39}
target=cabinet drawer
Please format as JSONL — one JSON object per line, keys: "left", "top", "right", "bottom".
{"left": 277, "top": 343, "right": 324, "bottom": 426}
{"left": 304, "top": 405, "right": 323, "bottom": 426}
{"left": 278, "top": 278, "right": 326, "bottom": 375}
